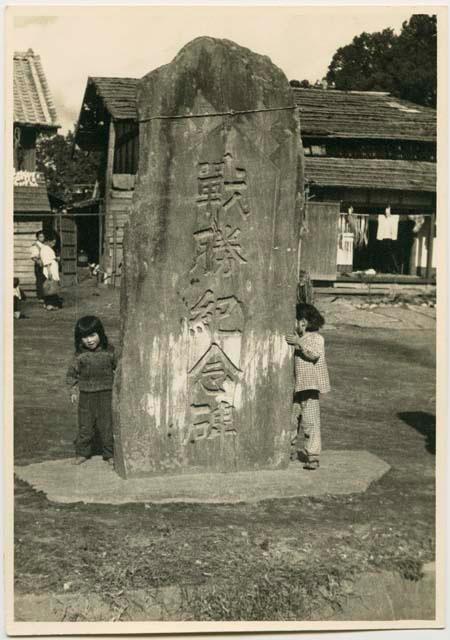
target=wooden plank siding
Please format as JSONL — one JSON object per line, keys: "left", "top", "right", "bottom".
{"left": 102, "top": 120, "right": 116, "bottom": 278}
{"left": 114, "top": 121, "right": 139, "bottom": 175}
{"left": 299, "top": 201, "right": 341, "bottom": 281}
{"left": 104, "top": 188, "right": 133, "bottom": 286}
{"left": 14, "top": 220, "right": 41, "bottom": 295}
{"left": 56, "top": 215, "right": 78, "bottom": 287}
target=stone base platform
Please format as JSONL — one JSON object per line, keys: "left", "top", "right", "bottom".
{"left": 14, "top": 450, "right": 390, "bottom": 505}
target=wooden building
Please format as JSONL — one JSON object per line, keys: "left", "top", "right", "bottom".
{"left": 74, "top": 79, "right": 437, "bottom": 286}
{"left": 13, "top": 49, "right": 60, "bottom": 295}
{"left": 74, "top": 77, "right": 138, "bottom": 286}
{"left": 293, "top": 88, "right": 436, "bottom": 281}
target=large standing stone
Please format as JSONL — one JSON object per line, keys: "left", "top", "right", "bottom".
{"left": 114, "top": 37, "right": 303, "bottom": 478}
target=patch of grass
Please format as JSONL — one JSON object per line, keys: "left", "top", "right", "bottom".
{"left": 183, "top": 564, "right": 350, "bottom": 621}
{"left": 383, "top": 557, "right": 425, "bottom": 582}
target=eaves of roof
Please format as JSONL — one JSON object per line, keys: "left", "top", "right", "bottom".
{"left": 305, "top": 157, "right": 436, "bottom": 193}
{"left": 88, "top": 76, "right": 138, "bottom": 120}
{"left": 14, "top": 184, "right": 52, "bottom": 213}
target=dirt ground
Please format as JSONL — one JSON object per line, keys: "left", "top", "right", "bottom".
{"left": 13, "top": 278, "right": 436, "bottom": 621}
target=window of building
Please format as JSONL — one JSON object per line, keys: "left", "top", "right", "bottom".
{"left": 114, "top": 121, "right": 139, "bottom": 174}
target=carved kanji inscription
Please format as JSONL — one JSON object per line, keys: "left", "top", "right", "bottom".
{"left": 189, "top": 343, "right": 241, "bottom": 395}
{"left": 196, "top": 154, "right": 250, "bottom": 224}
{"left": 191, "top": 225, "right": 247, "bottom": 277}
{"left": 184, "top": 401, "right": 236, "bottom": 444}
{"left": 189, "top": 290, "right": 244, "bottom": 335}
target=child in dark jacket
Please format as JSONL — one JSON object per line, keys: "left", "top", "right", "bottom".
{"left": 66, "top": 316, "right": 117, "bottom": 466}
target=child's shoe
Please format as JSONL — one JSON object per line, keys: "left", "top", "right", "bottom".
{"left": 71, "top": 456, "right": 88, "bottom": 465}
{"left": 296, "top": 449, "right": 309, "bottom": 463}
{"left": 303, "top": 459, "right": 320, "bottom": 471}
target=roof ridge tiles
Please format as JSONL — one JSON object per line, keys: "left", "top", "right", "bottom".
{"left": 13, "top": 50, "right": 59, "bottom": 128}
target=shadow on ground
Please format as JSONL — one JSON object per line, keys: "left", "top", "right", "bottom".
{"left": 398, "top": 411, "right": 436, "bottom": 455}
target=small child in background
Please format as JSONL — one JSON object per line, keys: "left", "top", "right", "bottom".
{"left": 66, "top": 315, "right": 117, "bottom": 467}
{"left": 13, "top": 278, "right": 27, "bottom": 319}
{"left": 285, "top": 303, "right": 330, "bottom": 470}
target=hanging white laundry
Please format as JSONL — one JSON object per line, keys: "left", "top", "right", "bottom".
{"left": 377, "top": 213, "right": 399, "bottom": 240}
{"left": 408, "top": 214, "right": 425, "bottom": 234}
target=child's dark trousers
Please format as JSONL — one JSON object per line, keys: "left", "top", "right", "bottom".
{"left": 76, "top": 390, "right": 113, "bottom": 459}
{"left": 34, "top": 263, "right": 45, "bottom": 300}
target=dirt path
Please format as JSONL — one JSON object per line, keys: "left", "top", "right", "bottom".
{"left": 13, "top": 282, "right": 436, "bottom": 621}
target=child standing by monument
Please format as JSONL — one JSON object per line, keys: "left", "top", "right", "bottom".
{"left": 66, "top": 316, "right": 117, "bottom": 467}
{"left": 285, "top": 303, "right": 330, "bottom": 470}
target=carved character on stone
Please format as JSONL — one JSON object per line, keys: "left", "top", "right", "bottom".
{"left": 189, "top": 290, "right": 244, "bottom": 335}
{"left": 223, "top": 153, "right": 250, "bottom": 218}
{"left": 184, "top": 401, "right": 236, "bottom": 444}
{"left": 196, "top": 154, "right": 250, "bottom": 225}
{"left": 196, "top": 161, "right": 225, "bottom": 223}
{"left": 191, "top": 225, "right": 247, "bottom": 277}
{"left": 189, "top": 343, "right": 241, "bottom": 395}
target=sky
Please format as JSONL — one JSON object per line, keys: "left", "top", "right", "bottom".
{"left": 9, "top": 4, "right": 431, "bottom": 133}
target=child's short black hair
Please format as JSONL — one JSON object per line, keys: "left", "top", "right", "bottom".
{"left": 296, "top": 303, "right": 325, "bottom": 332}
{"left": 74, "top": 315, "right": 108, "bottom": 352}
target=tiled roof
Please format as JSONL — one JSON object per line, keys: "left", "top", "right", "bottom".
{"left": 294, "top": 89, "right": 436, "bottom": 142}
{"left": 89, "top": 77, "right": 138, "bottom": 120}
{"left": 75, "top": 77, "right": 138, "bottom": 149}
{"left": 74, "top": 79, "right": 437, "bottom": 152}
{"left": 14, "top": 174, "right": 51, "bottom": 212}
{"left": 305, "top": 157, "right": 436, "bottom": 193}
{"left": 14, "top": 49, "right": 59, "bottom": 128}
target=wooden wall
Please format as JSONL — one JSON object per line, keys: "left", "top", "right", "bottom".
{"left": 13, "top": 219, "right": 43, "bottom": 296}
{"left": 14, "top": 126, "right": 37, "bottom": 171}
{"left": 103, "top": 186, "right": 133, "bottom": 287}
{"left": 300, "top": 201, "right": 341, "bottom": 281}
{"left": 55, "top": 214, "right": 78, "bottom": 287}
{"left": 101, "top": 121, "right": 136, "bottom": 287}
{"left": 114, "top": 121, "right": 139, "bottom": 175}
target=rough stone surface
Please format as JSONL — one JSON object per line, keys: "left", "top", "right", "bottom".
{"left": 14, "top": 450, "right": 390, "bottom": 505}
{"left": 114, "top": 37, "right": 303, "bottom": 477}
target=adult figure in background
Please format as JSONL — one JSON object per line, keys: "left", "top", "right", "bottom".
{"left": 41, "top": 235, "right": 63, "bottom": 310}
{"left": 30, "top": 230, "right": 46, "bottom": 301}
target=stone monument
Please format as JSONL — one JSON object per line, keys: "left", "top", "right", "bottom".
{"left": 113, "top": 37, "right": 303, "bottom": 478}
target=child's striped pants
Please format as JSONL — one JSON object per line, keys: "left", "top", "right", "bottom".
{"left": 293, "top": 390, "right": 321, "bottom": 462}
